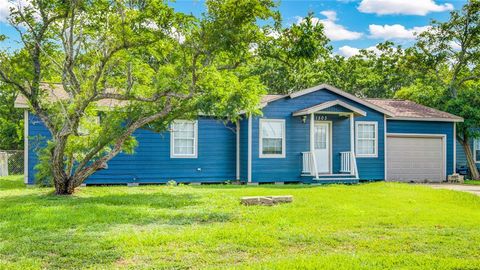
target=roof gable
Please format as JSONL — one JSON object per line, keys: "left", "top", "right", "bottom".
{"left": 260, "top": 84, "right": 394, "bottom": 116}
{"left": 288, "top": 84, "right": 394, "bottom": 116}
{"left": 292, "top": 99, "right": 367, "bottom": 117}
{"left": 15, "top": 83, "right": 129, "bottom": 109}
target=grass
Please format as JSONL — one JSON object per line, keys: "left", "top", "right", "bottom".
{"left": 0, "top": 176, "right": 480, "bottom": 269}
{"left": 465, "top": 180, "right": 480, "bottom": 185}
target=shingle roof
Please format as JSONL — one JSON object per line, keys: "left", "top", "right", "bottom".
{"left": 261, "top": 94, "right": 285, "bottom": 104}
{"left": 14, "top": 83, "right": 128, "bottom": 108}
{"left": 365, "top": 98, "right": 463, "bottom": 122}
{"left": 15, "top": 83, "right": 463, "bottom": 122}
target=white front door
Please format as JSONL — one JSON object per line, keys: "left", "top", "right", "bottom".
{"left": 314, "top": 122, "right": 330, "bottom": 173}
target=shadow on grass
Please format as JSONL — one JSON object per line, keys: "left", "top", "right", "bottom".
{"left": 0, "top": 191, "right": 233, "bottom": 269}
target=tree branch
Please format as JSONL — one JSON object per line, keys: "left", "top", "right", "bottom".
{"left": 72, "top": 99, "right": 174, "bottom": 184}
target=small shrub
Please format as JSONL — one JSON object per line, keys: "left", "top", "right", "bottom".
{"left": 166, "top": 180, "right": 177, "bottom": 186}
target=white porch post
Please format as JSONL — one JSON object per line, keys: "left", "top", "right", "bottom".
{"left": 350, "top": 113, "right": 357, "bottom": 178}
{"left": 23, "top": 110, "right": 29, "bottom": 184}
{"left": 309, "top": 113, "right": 319, "bottom": 179}
{"left": 310, "top": 113, "right": 314, "bottom": 154}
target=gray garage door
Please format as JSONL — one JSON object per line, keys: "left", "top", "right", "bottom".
{"left": 386, "top": 136, "right": 445, "bottom": 182}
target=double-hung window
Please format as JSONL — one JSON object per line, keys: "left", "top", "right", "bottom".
{"left": 475, "top": 138, "right": 480, "bottom": 163}
{"left": 356, "top": 121, "right": 378, "bottom": 157}
{"left": 171, "top": 120, "right": 198, "bottom": 158}
{"left": 259, "top": 119, "right": 286, "bottom": 158}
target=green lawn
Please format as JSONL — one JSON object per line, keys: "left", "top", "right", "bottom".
{"left": 465, "top": 180, "right": 480, "bottom": 185}
{"left": 1, "top": 176, "right": 480, "bottom": 269}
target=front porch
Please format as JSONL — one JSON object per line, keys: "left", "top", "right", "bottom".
{"left": 292, "top": 100, "right": 363, "bottom": 181}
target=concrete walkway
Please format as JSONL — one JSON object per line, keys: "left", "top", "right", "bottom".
{"left": 426, "top": 184, "right": 480, "bottom": 196}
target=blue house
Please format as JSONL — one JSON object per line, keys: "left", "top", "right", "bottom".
{"left": 16, "top": 84, "right": 463, "bottom": 185}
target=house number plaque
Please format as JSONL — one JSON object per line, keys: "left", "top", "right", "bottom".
{"left": 314, "top": 115, "right": 328, "bottom": 121}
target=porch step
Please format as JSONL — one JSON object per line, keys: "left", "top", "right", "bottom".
{"left": 302, "top": 174, "right": 356, "bottom": 179}
{"left": 301, "top": 173, "right": 359, "bottom": 184}
{"left": 310, "top": 179, "right": 359, "bottom": 185}
{"left": 312, "top": 178, "right": 358, "bottom": 181}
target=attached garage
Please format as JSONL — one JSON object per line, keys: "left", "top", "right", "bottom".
{"left": 386, "top": 134, "right": 445, "bottom": 182}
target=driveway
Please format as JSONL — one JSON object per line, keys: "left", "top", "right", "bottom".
{"left": 426, "top": 184, "right": 480, "bottom": 196}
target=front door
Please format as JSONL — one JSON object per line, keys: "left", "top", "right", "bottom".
{"left": 314, "top": 122, "right": 330, "bottom": 173}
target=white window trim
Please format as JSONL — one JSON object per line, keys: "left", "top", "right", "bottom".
{"left": 170, "top": 120, "right": 198, "bottom": 158}
{"left": 259, "top": 118, "right": 286, "bottom": 158}
{"left": 474, "top": 138, "right": 480, "bottom": 163}
{"left": 355, "top": 121, "right": 378, "bottom": 158}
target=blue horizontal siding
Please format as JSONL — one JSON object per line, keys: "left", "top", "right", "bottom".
{"left": 456, "top": 140, "right": 467, "bottom": 166}
{"left": 249, "top": 88, "right": 385, "bottom": 182}
{"left": 320, "top": 104, "right": 354, "bottom": 113}
{"left": 27, "top": 113, "right": 236, "bottom": 184}
{"left": 239, "top": 117, "right": 248, "bottom": 181}
{"left": 28, "top": 114, "right": 51, "bottom": 185}
{"left": 456, "top": 138, "right": 480, "bottom": 170}
{"left": 386, "top": 120, "right": 455, "bottom": 176}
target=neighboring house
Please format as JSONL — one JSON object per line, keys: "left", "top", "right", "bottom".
{"left": 15, "top": 84, "right": 463, "bottom": 185}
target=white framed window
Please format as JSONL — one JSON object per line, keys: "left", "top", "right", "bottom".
{"left": 474, "top": 138, "right": 480, "bottom": 163}
{"left": 170, "top": 120, "right": 198, "bottom": 158}
{"left": 355, "top": 121, "right": 378, "bottom": 157}
{"left": 259, "top": 119, "right": 286, "bottom": 158}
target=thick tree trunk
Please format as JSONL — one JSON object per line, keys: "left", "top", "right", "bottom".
{"left": 51, "top": 135, "right": 78, "bottom": 195}
{"left": 459, "top": 137, "right": 480, "bottom": 180}
{"left": 53, "top": 176, "right": 76, "bottom": 195}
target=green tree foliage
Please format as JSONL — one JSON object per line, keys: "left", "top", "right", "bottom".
{"left": 396, "top": 0, "right": 480, "bottom": 179}
{"left": 329, "top": 42, "right": 417, "bottom": 98}
{"left": 0, "top": 83, "right": 23, "bottom": 150}
{"left": 0, "top": 0, "right": 277, "bottom": 194}
{"left": 253, "top": 13, "right": 332, "bottom": 93}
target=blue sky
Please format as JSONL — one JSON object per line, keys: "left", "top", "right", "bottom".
{"left": 0, "top": 0, "right": 467, "bottom": 56}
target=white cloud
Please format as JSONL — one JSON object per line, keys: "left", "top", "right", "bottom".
{"left": 0, "top": 0, "right": 14, "bottom": 23}
{"left": 358, "top": 0, "right": 454, "bottom": 16}
{"left": 320, "top": 10, "right": 337, "bottom": 21}
{"left": 338, "top": 46, "right": 361, "bottom": 57}
{"left": 297, "top": 11, "right": 363, "bottom": 41}
{"left": 0, "top": 0, "right": 37, "bottom": 24}
{"left": 266, "top": 30, "right": 280, "bottom": 39}
{"left": 369, "top": 24, "right": 430, "bottom": 40}
{"left": 338, "top": 45, "right": 380, "bottom": 58}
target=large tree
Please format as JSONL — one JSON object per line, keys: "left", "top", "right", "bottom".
{"left": 326, "top": 42, "right": 417, "bottom": 98}
{"left": 0, "top": 0, "right": 277, "bottom": 194}
{"left": 396, "top": 0, "right": 480, "bottom": 179}
{"left": 252, "top": 13, "right": 332, "bottom": 94}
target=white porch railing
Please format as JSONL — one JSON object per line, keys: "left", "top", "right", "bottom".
{"left": 340, "top": 151, "right": 358, "bottom": 177}
{"left": 302, "top": 151, "right": 357, "bottom": 178}
{"left": 340, "top": 152, "right": 351, "bottom": 173}
{"left": 302, "top": 151, "right": 319, "bottom": 179}
{"left": 302, "top": 152, "right": 313, "bottom": 174}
